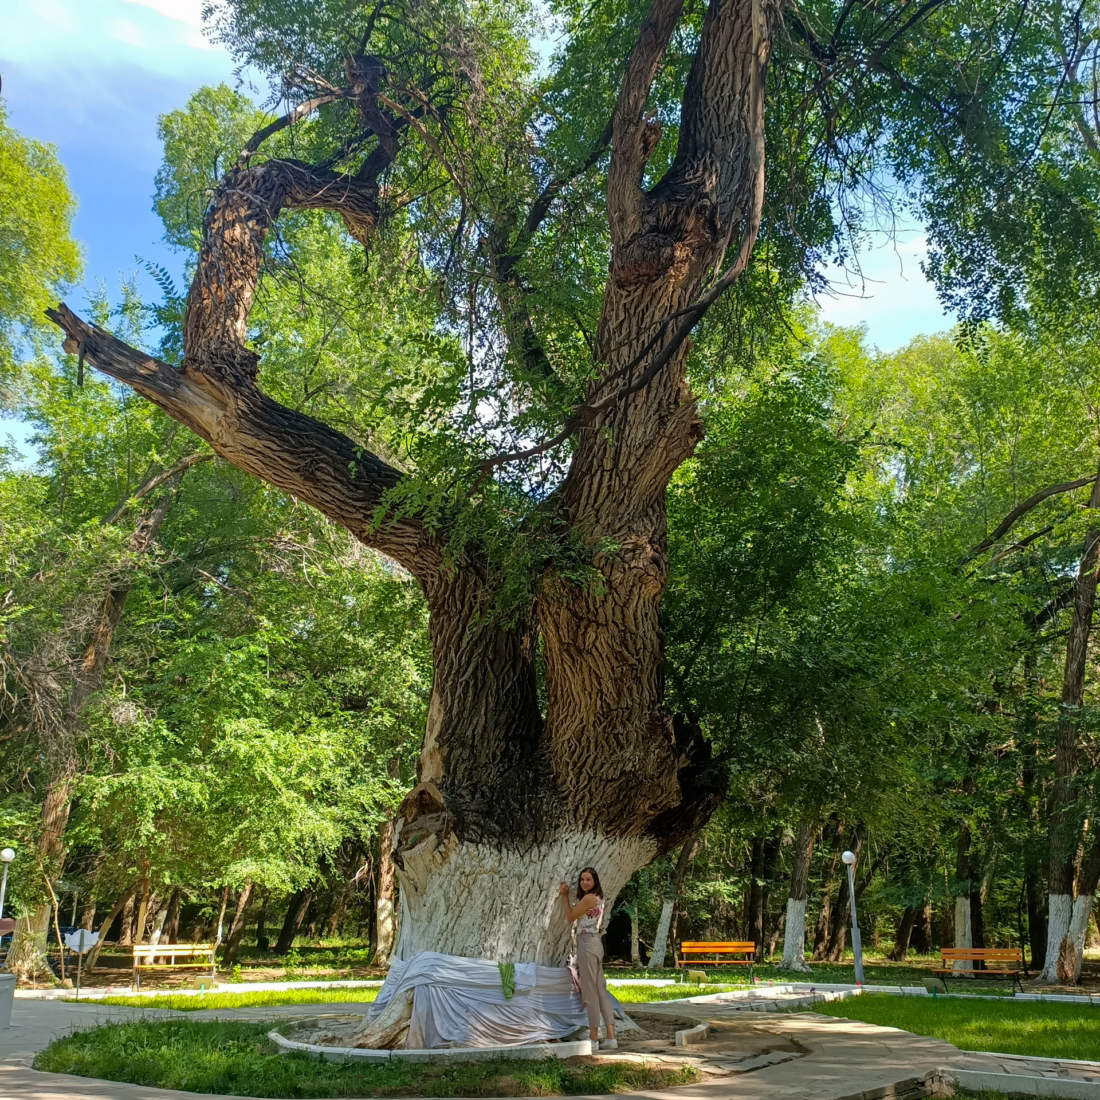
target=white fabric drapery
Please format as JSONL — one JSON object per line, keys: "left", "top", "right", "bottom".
{"left": 369, "top": 950, "right": 633, "bottom": 1048}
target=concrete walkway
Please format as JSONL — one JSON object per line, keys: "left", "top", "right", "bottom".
{"left": 0, "top": 989, "right": 1096, "bottom": 1099}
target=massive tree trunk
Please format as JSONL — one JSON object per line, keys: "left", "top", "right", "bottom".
{"left": 781, "top": 821, "right": 816, "bottom": 972}
{"left": 47, "top": 0, "right": 782, "bottom": 1045}
{"left": 1039, "top": 468, "right": 1100, "bottom": 983}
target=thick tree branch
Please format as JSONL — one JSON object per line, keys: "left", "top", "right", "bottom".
{"left": 185, "top": 158, "right": 384, "bottom": 383}
{"left": 46, "top": 304, "right": 441, "bottom": 582}
{"left": 606, "top": 0, "right": 686, "bottom": 246}
{"left": 965, "top": 474, "right": 1099, "bottom": 562}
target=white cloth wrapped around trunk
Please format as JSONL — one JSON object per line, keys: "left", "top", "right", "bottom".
{"left": 369, "top": 950, "right": 633, "bottom": 1048}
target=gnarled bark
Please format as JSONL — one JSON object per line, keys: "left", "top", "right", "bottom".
{"left": 47, "top": 0, "right": 783, "bottom": 1045}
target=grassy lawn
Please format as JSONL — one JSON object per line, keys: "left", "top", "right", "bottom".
{"left": 34, "top": 1020, "right": 699, "bottom": 1097}
{"left": 608, "top": 961, "right": 1018, "bottom": 997}
{"left": 819, "top": 995, "right": 1100, "bottom": 1061}
{"left": 71, "top": 982, "right": 739, "bottom": 1012}
{"left": 68, "top": 986, "right": 383, "bottom": 1011}
{"left": 609, "top": 983, "right": 741, "bottom": 1002}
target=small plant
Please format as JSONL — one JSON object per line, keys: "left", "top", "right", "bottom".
{"left": 230, "top": 964, "right": 242, "bottom": 982}
{"left": 282, "top": 946, "right": 302, "bottom": 979}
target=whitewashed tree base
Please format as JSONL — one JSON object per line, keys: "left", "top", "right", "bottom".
{"left": 779, "top": 898, "right": 811, "bottom": 972}
{"left": 1038, "top": 894, "right": 1074, "bottom": 984}
{"left": 394, "top": 830, "right": 655, "bottom": 963}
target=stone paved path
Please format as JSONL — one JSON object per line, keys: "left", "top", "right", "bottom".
{"left": 955, "top": 1048, "right": 1100, "bottom": 1083}
{"left": 2, "top": 989, "right": 1098, "bottom": 1099}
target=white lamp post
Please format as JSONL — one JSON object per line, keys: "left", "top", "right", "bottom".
{"left": 0, "top": 848, "right": 14, "bottom": 922}
{"left": 841, "top": 850, "right": 865, "bottom": 986}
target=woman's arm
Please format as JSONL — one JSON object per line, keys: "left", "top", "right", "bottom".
{"left": 560, "top": 889, "right": 600, "bottom": 923}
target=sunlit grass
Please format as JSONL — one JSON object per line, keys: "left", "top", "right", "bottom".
{"left": 35, "top": 1020, "right": 700, "bottom": 1097}
{"left": 68, "top": 986, "right": 381, "bottom": 1012}
{"left": 819, "top": 995, "right": 1100, "bottom": 1060}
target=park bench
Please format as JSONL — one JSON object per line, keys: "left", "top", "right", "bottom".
{"left": 932, "top": 947, "right": 1026, "bottom": 993}
{"left": 675, "top": 940, "right": 756, "bottom": 979}
{"left": 131, "top": 942, "right": 218, "bottom": 991}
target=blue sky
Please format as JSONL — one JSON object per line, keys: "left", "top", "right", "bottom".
{"left": 1, "top": 0, "right": 953, "bottom": 455}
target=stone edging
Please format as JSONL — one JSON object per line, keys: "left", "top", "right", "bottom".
{"left": 267, "top": 1025, "right": 594, "bottom": 1064}
{"left": 674, "top": 1022, "right": 708, "bottom": 1047}
{"left": 949, "top": 1067, "right": 1100, "bottom": 1098}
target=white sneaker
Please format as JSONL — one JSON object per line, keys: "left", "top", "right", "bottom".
{"left": 599, "top": 1039, "right": 618, "bottom": 1050}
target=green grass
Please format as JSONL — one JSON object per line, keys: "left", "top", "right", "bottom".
{"left": 820, "top": 994, "right": 1100, "bottom": 1061}
{"left": 607, "top": 983, "right": 742, "bottom": 1002}
{"left": 952, "top": 1091, "right": 1032, "bottom": 1099}
{"left": 608, "top": 957, "right": 1019, "bottom": 994}
{"left": 67, "top": 987, "right": 382, "bottom": 1012}
{"left": 34, "top": 1020, "right": 699, "bottom": 1097}
{"left": 72, "top": 982, "right": 733, "bottom": 1012}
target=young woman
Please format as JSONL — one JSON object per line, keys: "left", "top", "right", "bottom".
{"left": 559, "top": 866, "right": 617, "bottom": 1049}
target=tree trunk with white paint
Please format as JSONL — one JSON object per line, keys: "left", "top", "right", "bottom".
{"left": 953, "top": 821, "right": 974, "bottom": 969}
{"left": 1041, "top": 893, "right": 1075, "bottom": 983}
{"left": 780, "top": 821, "right": 816, "bottom": 972}
{"left": 648, "top": 900, "right": 675, "bottom": 969}
{"left": 1054, "top": 832, "right": 1100, "bottom": 984}
{"left": 1039, "top": 466, "right": 1100, "bottom": 983}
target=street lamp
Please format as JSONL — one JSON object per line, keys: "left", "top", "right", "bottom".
{"left": 0, "top": 848, "right": 14, "bottom": 921}
{"left": 841, "top": 850, "right": 865, "bottom": 986}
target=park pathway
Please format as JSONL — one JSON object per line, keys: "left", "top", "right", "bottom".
{"left": 3, "top": 989, "right": 1100, "bottom": 1099}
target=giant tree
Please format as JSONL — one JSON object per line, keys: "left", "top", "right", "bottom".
{"left": 45, "top": 0, "right": 1004, "bottom": 1039}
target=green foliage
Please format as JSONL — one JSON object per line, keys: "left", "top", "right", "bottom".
{"left": 0, "top": 100, "right": 81, "bottom": 394}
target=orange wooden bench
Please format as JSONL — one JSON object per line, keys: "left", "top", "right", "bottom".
{"left": 932, "top": 947, "right": 1026, "bottom": 993}
{"left": 675, "top": 940, "right": 756, "bottom": 980}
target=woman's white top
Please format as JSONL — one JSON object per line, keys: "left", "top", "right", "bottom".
{"left": 577, "top": 896, "right": 604, "bottom": 935}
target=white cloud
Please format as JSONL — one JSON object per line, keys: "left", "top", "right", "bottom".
{"left": 30, "top": 0, "right": 74, "bottom": 29}
{"left": 121, "top": 0, "right": 219, "bottom": 50}
{"left": 109, "top": 18, "right": 147, "bottom": 47}
{"left": 121, "top": 0, "right": 203, "bottom": 28}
